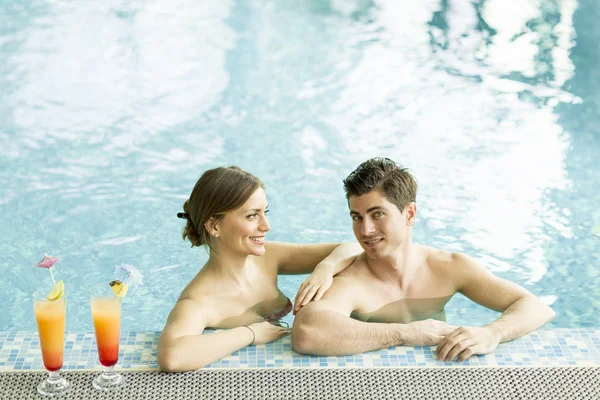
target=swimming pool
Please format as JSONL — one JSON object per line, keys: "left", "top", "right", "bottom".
{"left": 1, "top": 0, "right": 598, "bottom": 334}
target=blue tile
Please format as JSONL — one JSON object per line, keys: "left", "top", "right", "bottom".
{"left": 1, "top": 329, "right": 600, "bottom": 371}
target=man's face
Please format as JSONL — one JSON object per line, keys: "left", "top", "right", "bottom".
{"left": 348, "top": 190, "right": 412, "bottom": 259}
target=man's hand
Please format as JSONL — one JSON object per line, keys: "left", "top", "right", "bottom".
{"left": 436, "top": 326, "right": 500, "bottom": 362}
{"left": 293, "top": 265, "right": 334, "bottom": 315}
{"left": 403, "top": 319, "right": 458, "bottom": 346}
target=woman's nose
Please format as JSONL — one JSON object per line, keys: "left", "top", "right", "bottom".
{"left": 260, "top": 215, "right": 270, "bottom": 232}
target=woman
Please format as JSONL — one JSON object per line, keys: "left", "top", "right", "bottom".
{"left": 157, "top": 166, "right": 359, "bottom": 372}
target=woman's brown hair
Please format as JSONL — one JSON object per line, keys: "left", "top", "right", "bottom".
{"left": 182, "top": 166, "right": 264, "bottom": 250}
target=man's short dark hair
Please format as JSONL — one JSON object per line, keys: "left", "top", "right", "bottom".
{"left": 343, "top": 158, "right": 417, "bottom": 212}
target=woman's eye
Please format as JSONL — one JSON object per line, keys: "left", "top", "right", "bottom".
{"left": 247, "top": 214, "right": 258, "bottom": 219}
{"left": 265, "top": 209, "right": 270, "bottom": 214}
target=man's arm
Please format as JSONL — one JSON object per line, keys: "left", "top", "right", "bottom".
{"left": 436, "top": 253, "right": 555, "bottom": 361}
{"left": 292, "top": 278, "right": 456, "bottom": 356}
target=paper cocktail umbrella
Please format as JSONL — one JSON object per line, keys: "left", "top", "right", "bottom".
{"left": 36, "top": 253, "right": 60, "bottom": 285}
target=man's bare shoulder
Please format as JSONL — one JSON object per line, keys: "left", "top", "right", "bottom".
{"left": 420, "top": 245, "right": 485, "bottom": 285}
{"left": 299, "top": 273, "right": 362, "bottom": 316}
{"left": 335, "top": 252, "right": 372, "bottom": 279}
{"left": 326, "top": 273, "right": 363, "bottom": 295}
{"left": 313, "top": 254, "right": 370, "bottom": 305}
{"left": 316, "top": 259, "right": 369, "bottom": 303}
{"left": 419, "top": 245, "right": 466, "bottom": 269}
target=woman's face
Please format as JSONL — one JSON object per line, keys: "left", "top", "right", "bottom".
{"left": 216, "top": 188, "right": 270, "bottom": 256}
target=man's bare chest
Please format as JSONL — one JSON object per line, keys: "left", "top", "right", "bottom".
{"left": 351, "top": 294, "right": 453, "bottom": 324}
{"left": 349, "top": 275, "right": 455, "bottom": 324}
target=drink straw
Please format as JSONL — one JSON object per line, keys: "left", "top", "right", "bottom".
{"left": 49, "top": 268, "right": 56, "bottom": 286}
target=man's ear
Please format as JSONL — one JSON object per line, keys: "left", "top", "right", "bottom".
{"left": 406, "top": 202, "right": 417, "bottom": 225}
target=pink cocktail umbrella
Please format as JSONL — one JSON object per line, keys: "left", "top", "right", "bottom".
{"left": 36, "top": 253, "right": 60, "bottom": 285}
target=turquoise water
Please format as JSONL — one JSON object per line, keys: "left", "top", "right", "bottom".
{"left": 1, "top": 0, "right": 598, "bottom": 332}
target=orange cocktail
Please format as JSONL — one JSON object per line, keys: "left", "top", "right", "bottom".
{"left": 91, "top": 298, "right": 121, "bottom": 367}
{"left": 32, "top": 286, "right": 71, "bottom": 397}
{"left": 34, "top": 298, "right": 66, "bottom": 371}
{"left": 89, "top": 283, "right": 126, "bottom": 391}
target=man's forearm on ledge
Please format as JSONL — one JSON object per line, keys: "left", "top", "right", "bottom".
{"left": 292, "top": 310, "right": 405, "bottom": 356}
{"left": 485, "top": 296, "right": 556, "bottom": 343}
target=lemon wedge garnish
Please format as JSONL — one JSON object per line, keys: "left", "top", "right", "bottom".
{"left": 47, "top": 280, "right": 64, "bottom": 301}
{"left": 109, "top": 280, "right": 128, "bottom": 298}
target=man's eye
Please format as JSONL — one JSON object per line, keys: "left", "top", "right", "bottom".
{"left": 374, "top": 212, "right": 384, "bottom": 218}
{"left": 352, "top": 215, "right": 361, "bottom": 221}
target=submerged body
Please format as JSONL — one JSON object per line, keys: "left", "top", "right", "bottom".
{"left": 335, "top": 246, "right": 461, "bottom": 324}
{"left": 293, "top": 158, "right": 555, "bottom": 361}
{"left": 178, "top": 253, "right": 293, "bottom": 330}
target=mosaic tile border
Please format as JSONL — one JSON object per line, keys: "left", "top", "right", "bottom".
{"left": 0, "top": 329, "right": 598, "bottom": 372}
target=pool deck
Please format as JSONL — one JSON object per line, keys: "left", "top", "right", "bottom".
{"left": 0, "top": 328, "right": 598, "bottom": 371}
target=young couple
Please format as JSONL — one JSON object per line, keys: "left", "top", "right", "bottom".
{"left": 157, "top": 158, "right": 554, "bottom": 372}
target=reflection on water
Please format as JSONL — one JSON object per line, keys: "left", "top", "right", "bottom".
{"left": 1, "top": 0, "right": 598, "bottom": 331}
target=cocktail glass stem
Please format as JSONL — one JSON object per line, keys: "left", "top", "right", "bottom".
{"left": 92, "top": 365, "right": 126, "bottom": 391}
{"left": 100, "top": 365, "right": 118, "bottom": 381}
{"left": 37, "top": 370, "right": 71, "bottom": 397}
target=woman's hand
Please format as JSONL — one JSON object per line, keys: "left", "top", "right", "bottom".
{"left": 247, "top": 321, "right": 291, "bottom": 345}
{"left": 293, "top": 264, "right": 334, "bottom": 315}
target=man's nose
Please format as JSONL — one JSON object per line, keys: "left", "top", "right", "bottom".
{"left": 361, "top": 218, "right": 375, "bottom": 236}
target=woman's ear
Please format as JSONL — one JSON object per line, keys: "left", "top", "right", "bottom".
{"left": 204, "top": 217, "right": 220, "bottom": 237}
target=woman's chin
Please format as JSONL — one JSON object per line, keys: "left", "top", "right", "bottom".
{"left": 246, "top": 243, "right": 266, "bottom": 256}
{"left": 251, "top": 247, "right": 266, "bottom": 256}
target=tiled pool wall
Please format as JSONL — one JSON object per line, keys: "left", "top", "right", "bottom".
{"left": 0, "top": 329, "right": 598, "bottom": 371}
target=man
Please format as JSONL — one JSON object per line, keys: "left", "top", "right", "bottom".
{"left": 292, "top": 158, "right": 555, "bottom": 362}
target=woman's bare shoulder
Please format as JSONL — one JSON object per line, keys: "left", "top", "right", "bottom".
{"left": 168, "top": 286, "right": 223, "bottom": 330}
{"left": 178, "top": 270, "right": 221, "bottom": 302}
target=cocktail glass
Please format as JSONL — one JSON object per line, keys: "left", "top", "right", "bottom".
{"left": 33, "top": 288, "right": 71, "bottom": 397}
{"left": 89, "top": 283, "right": 126, "bottom": 391}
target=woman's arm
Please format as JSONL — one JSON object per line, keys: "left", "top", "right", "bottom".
{"left": 293, "top": 242, "right": 363, "bottom": 313}
{"left": 266, "top": 241, "right": 362, "bottom": 275}
{"left": 158, "top": 299, "right": 291, "bottom": 372}
{"left": 157, "top": 299, "right": 253, "bottom": 372}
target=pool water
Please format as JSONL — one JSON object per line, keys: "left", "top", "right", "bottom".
{"left": 1, "top": 0, "right": 599, "bottom": 332}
